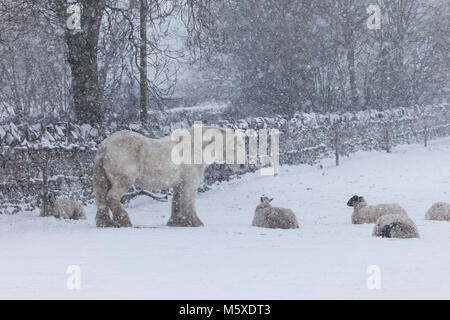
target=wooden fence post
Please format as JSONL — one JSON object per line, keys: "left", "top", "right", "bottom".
{"left": 40, "top": 148, "right": 49, "bottom": 217}
{"left": 384, "top": 126, "right": 391, "bottom": 153}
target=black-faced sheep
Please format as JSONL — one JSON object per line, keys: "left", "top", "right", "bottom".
{"left": 372, "top": 214, "right": 420, "bottom": 239}
{"left": 42, "top": 193, "right": 86, "bottom": 220}
{"left": 425, "top": 202, "right": 450, "bottom": 221}
{"left": 347, "top": 195, "right": 408, "bottom": 224}
{"left": 252, "top": 196, "right": 299, "bottom": 229}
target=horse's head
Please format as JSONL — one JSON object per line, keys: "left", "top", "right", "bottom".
{"left": 171, "top": 124, "right": 249, "bottom": 172}
{"left": 196, "top": 125, "right": 248, "bottom": 172}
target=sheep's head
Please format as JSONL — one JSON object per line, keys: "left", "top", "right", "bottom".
{"left": 260, "top": 196, "right": 273, "bottom": 203}
{"left": 380, "top": 223, "right": 401, "bottom": 238}
{"left": 47, "top": 192, "right": 56, "bottom": 206}
{"left": 73, "top": 208, "right": 86, "bottom": 220}
{"left": 257, "top": 195, "right": 273, "bottom": 209}
{"left": 347, "top": 195, "right": 364, "bottom": 207}
{"left": 257, "top": 196, "right": 273, "bottom": 209}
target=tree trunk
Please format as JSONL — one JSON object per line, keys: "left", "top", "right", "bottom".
{"left": 139, "top": 0, "right": 148, "bottom": 125}
{"left": 385, "top": 126, "right": 391, "bottom": 153}
{"left": 347, "top": 44, "right": 358, "bottom": 108}
{"left": 65, "top": 0, "right": 105, "bottom": 125}
{"left": 40, "top": 154, "right": 49, "bottom": 217}
{"left": 333, "top": 126, "right": 340, "bottom": 166}
{"left": 343, "top": 15, "right": 358, "bottom": 109}
{"left": 334, "top": 138, "right": 340, "bottom": 166}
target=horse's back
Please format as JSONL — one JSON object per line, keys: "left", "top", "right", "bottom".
{"left": 97, "top": 130, "right": 151, "bottom": 177}
{"left": 97, "top": 130, "right": 179, "bottom": 189}
{"left": 100, "top": 130, "right": 149, "bottom": 148}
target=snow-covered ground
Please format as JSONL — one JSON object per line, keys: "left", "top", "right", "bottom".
{"left": 1, "top": 138, "right": 450, "bottom": 299}
{"left": 168, "top": 101, "right": 230, "bottom": 113}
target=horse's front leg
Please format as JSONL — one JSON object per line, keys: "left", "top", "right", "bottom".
{"left": 168, "top": 184, "right": 182, "bottom": 225}
{"left": 167, "top": 183, "right": 203, "bottom": 227}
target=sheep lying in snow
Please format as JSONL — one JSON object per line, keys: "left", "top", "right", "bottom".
{"left": 425, "top": 202, "right": 450, "bottom": 221}
{"left": 347, "top": 195, "right": 407, "bottom": 224}
{"left": 41, "top": 193, "right": 86, "bottom": 220}
{"left": 373, "top": 214, "right": 420, "bottom": 239}
{"left": 0, "top": 206, "right": 20, "bottom": 215}
{"left": 252, "top": 196, "right": 299, "bottom": 229}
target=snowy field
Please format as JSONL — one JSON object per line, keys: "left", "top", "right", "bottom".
{"left": 1, "top": 138, "right": 450, "bottom": 299}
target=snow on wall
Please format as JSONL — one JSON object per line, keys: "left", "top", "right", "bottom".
{"left": 0, "top": 103, "right": 449, "bottom": 212}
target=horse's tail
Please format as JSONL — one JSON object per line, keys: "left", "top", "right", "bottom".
{"left": 93, "top": 150, "right": 110, "bottom": 213}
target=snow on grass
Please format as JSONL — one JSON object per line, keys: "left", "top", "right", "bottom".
{"left": 1, "top": 138, "right": 450, "bottom": 299}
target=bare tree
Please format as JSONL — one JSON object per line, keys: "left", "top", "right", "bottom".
{"left": 0, "top": 0, "right": 71, "bottom": 122}
{"left": 101, "top": 0, "right": 216, "bottom": 124}
{"left": 139, "top": 0, "right": 148, "bottom": 125}
{"left": 64, "top": 0, "right": 106, "bottom": 125}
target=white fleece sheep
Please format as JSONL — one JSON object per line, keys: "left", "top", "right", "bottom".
{"left": 252, "top": 196, "right": 299, "bottom": 229}
{"left": 347, "top": 195, "right": 407, "bottom": 224}
{"left": 425, "top": 202, "right": 450, "bottom": 221}
{"left": 42, "top": 193, "right": 86, "bottom": 220}
{"left": 373, "top": 214, "right": 420, "bottom": 239}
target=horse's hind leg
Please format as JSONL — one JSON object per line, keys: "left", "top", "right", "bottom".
{"left": 96, "top": 207, "right": 113, "bottom": 227}
{"left": 93, "top": 158, "right": 113, "bottom": 228}
{"left": 107, "top": 179, "right": 133, "bottom": 228}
